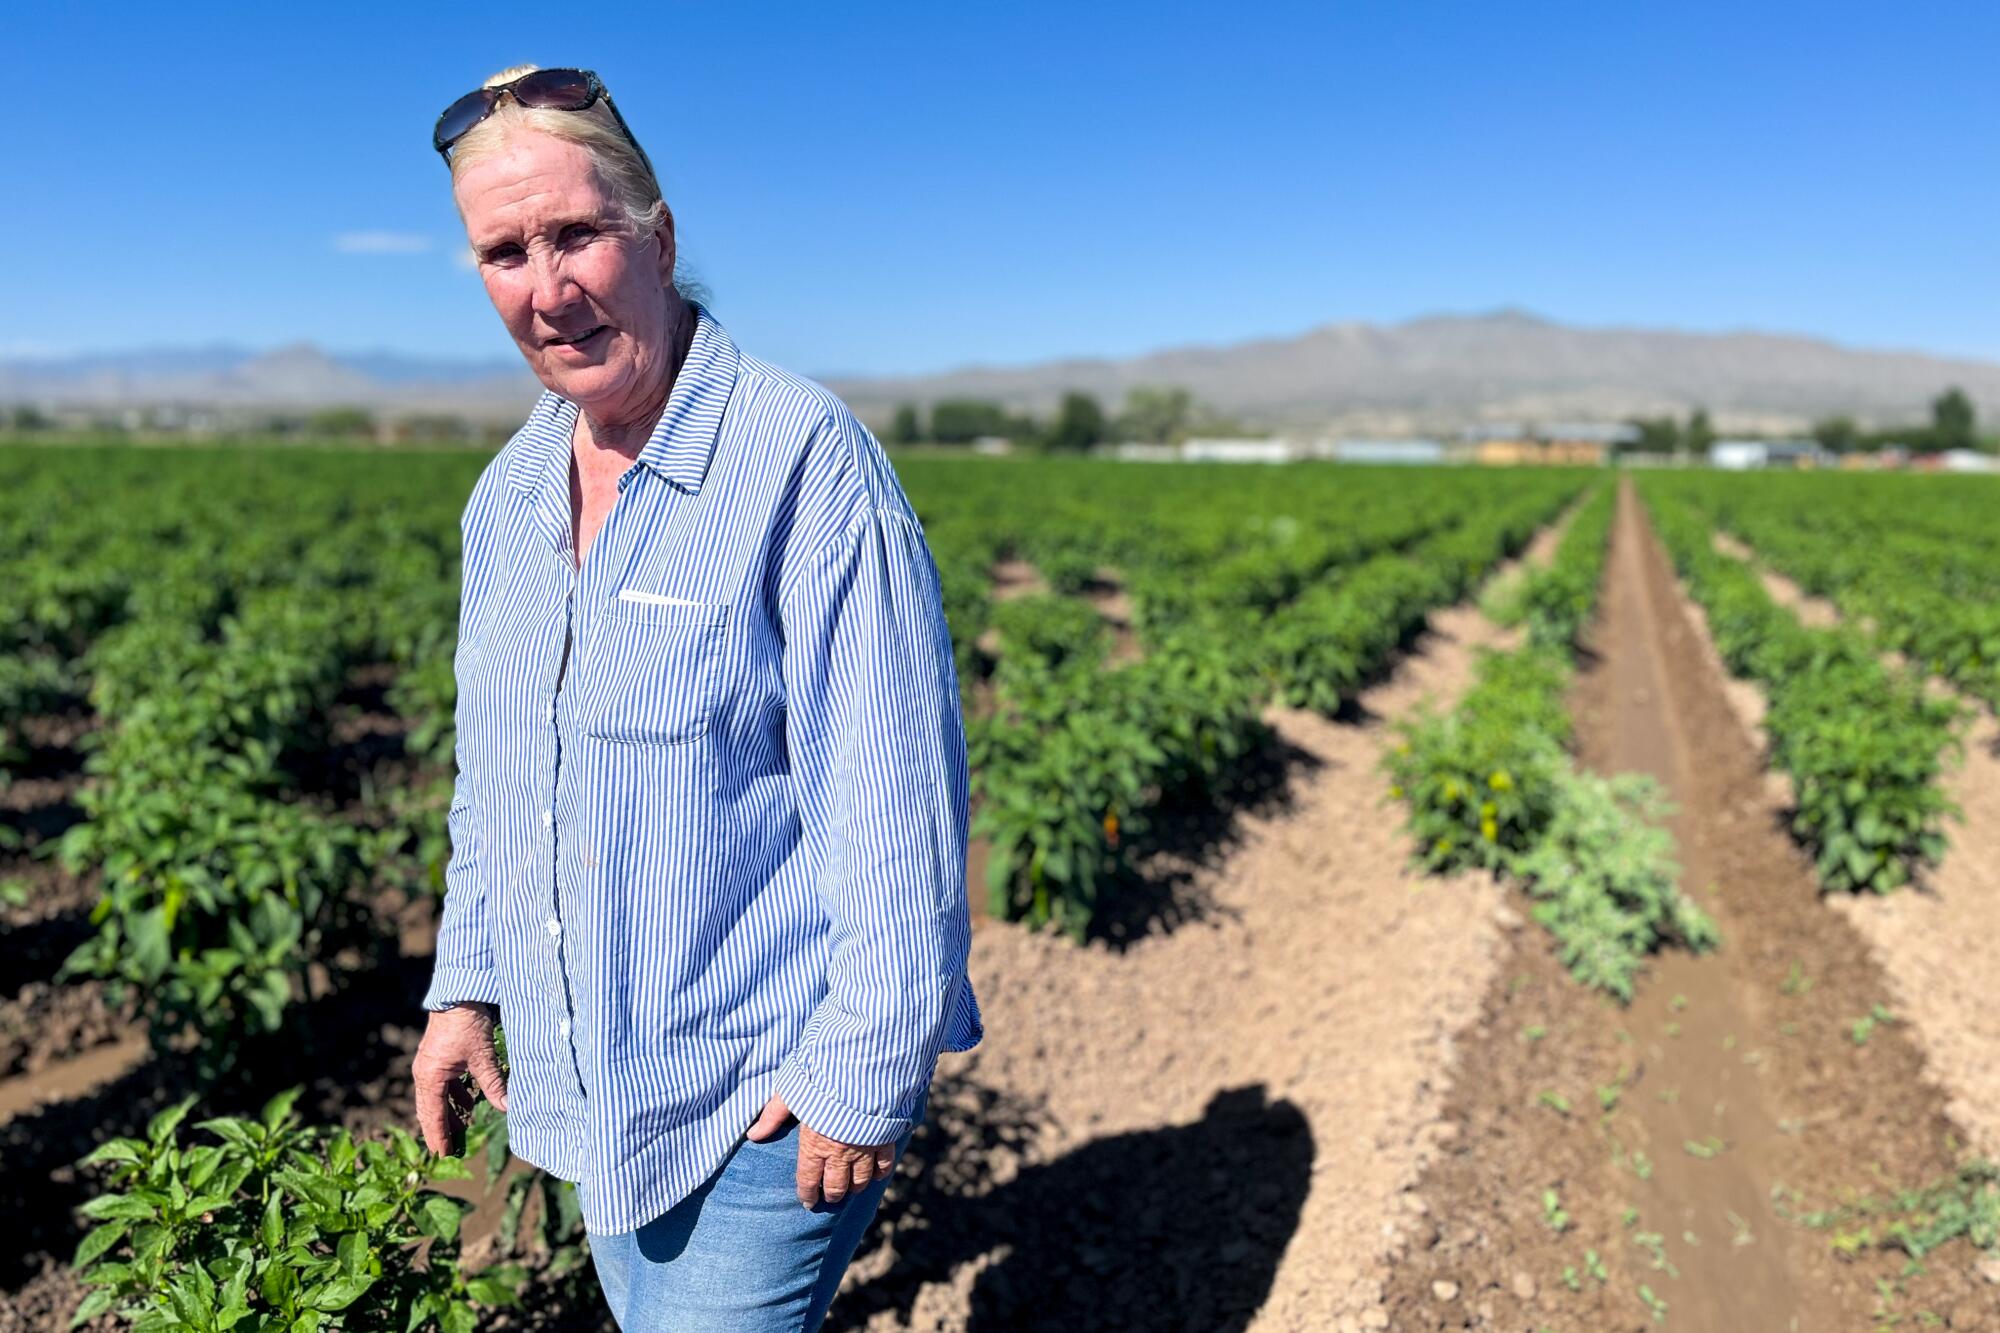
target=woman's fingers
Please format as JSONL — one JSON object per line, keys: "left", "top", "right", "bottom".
{"left": 793, "top": 1122, "right": 903, "bottom": 1208}
{"left": 413, "top": 1055, "right": 458, "bottom": 1154}
{"left": 466, "top": 1040, "right": 510, "bottom": 1112}
{"left": 795, "top": 1148, "right": 822, "bottom": 1208}
{"left": 820, "top": 1154, "right": 851, "bottom": 1205}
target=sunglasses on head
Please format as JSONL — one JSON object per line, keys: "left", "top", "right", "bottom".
{"left": 432, "top": 67, "right": 657, "bottom": 185}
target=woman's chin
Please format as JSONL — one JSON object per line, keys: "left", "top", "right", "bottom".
{"left": 535, "top": 356, "right": 627, "bottom": 407}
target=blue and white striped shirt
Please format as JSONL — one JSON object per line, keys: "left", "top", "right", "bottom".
{"left": 422, "top": 304, "right": 982, "bottom": 1235}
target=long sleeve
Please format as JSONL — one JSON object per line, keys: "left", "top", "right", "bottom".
{"left": 770, "top": 501, "right": 975, "bottom": 1145}
{"left": 422, "top": 485, "right": 504, "bottom": 1012}
{"left": 421, "top": 763, "right": 501, "bottom": 1009}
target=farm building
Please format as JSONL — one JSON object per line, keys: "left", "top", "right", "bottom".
{"left": 1326, "top": 439, "right": 1447, "bottom": 465}
{"left": 1539, "top": 421, "right": 1639, "bottom": 466}
{"left": 1458, "top": 421, "right": 1628, "bottom": 466}
{"left": 1181, "top": 437, "right": 1299, "bottom": 464}
{"left": 1710, "top": 439, "right": 1826, "bottom": 470}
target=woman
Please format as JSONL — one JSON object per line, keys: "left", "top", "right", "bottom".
{"left": 409, "top": 63, "right": 982, "bottom": 1330}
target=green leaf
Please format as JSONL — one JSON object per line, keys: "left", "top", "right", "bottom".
{"left": 70, "top": 1284, "right": 117, "bottom": 1327}
{"left": 127, "top": 907, "right": 172, "bottom": 983}
{"left": 304, "top": 1274, "right": 377, "bottom": 1312}
{"left": 79, "top": 1139, "right": 144, "bottom": 1169}
{"left": 78, "top": 1193, "right": 158, "bottom": 1223}
{"left": 463, "top": 1274, "right": 524, "bottom": 1306}
{"left": 415, "top": 1193, "right": 463, "bottom": 1243}
{"left": 335, "top": 1230, "right": 368, "bottom": 1278}
{"left": 147, "top": 1096, "right": 199, "bottom": 1146}
{"left": 261, "top": 1191, "right": 285, "bottom": 1252}
{"left": 72, "top": 1221, "right": 131, "bottom": 1269}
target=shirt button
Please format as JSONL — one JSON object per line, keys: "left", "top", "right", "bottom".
{"left": 545, "top": 918, "right": 562, "bottom": 939}
{"left": 547, "top": 701, "right": 557, "bottom": 724}
{"left": 558, "top": 1018, "right": 572, "bottom": 1039}
{"left": 541, "top": 809, "right": 553, "bottom": 828}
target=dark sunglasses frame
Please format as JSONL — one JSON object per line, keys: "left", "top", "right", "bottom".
{"left": 432, "top": 67, "right": 658, "bottom": 190}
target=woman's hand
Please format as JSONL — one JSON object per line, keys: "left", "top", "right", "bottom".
{"left": 745, "top": 1093, "right": 898, "bottom": 1208}
{"left": 413, "top": 1002, "right": 509, "bottom": 1155}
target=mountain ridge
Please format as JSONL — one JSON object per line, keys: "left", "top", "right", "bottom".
{"left": 7, "top": 311, "right": 1999, "bottom": 434}
{"left": 827, "top": 311, "right": 2000, "bottom": 435}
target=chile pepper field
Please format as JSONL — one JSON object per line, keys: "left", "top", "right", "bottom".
{"left": 2, "top": 443, "right": 1997, "bottom": 1331}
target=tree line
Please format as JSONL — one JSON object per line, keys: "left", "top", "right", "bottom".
{"left": 885, "top": 386, "right": 1254, "bottom": 450}
{"left": 1628, "top": 387, "right": 1994, "bottom": 457}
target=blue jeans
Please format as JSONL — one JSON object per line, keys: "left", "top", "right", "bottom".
{"left": 590, "top": 1093, "right": 926, "bottom": 1331}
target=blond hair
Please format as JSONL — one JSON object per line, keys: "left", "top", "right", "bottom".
{"left": 446, "top": 64, "right": 668, "bottom": 237}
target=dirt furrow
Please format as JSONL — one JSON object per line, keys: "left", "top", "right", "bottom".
{"left": 1379, "top": 480, "right": 1988, "bottom": 1331}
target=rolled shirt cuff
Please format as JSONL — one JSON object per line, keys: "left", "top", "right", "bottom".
{"left": 422, "top": 965, "right": 503, "bottom": 1012}
{"left": 772, "top": 1048, "right": 919, "bottom": 1147}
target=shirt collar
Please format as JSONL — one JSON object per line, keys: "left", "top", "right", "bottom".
{"left": 505, "top": 302, "right": 740, "bottom": 498}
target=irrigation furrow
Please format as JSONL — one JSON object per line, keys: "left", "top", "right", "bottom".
{"left": 1380, "top": 480, "right": 1988, "bottom": 1332}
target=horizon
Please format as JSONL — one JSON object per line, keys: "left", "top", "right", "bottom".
{"left": 12, "top": 306, "right": 2000, "bottom": 385}
{"left": 14, "top": 3, "right": 2000, "bottom": 376}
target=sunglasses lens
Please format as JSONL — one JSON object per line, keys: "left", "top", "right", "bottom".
{"left": 513, "top": 68, "right": 596, "bottom": 109}
{"left": 434, "top": 89, "right": 495, "bottom": 151}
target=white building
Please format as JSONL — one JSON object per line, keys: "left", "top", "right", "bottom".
{"left": 1709, "top": 441, "right": 1769, "bottom": 470}
{"left": 1940, "top": 449, "right": 1996, "bottom": 473}
{"left": 1180, "top": 437, "right": 1299, "bottom": 464}
{"left": 1710, "top": 439, "right": 1826, "bottom": 470}
{"left": 1329, "top": 438, "right": 1446, "bottom": 465}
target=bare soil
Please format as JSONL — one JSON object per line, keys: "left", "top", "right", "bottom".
{"left": 1379, "top": 481, "right": 1991, "bottom": 1331}
{"left": 0, "top": 714, "right": 118, "bottom": 1084}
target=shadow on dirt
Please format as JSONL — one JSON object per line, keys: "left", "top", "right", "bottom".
{"left": 1086, "top": 727, "right": 1323, "bottom": 951}
{"left": 830, "top": 1081, "right": 1313, "bottom": 1333}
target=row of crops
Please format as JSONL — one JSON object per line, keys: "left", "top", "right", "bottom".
{"left": 1637, "top": 474, "right": 1969, "bottom": 895}
{"left": 1656, "top": 471, "right": 2000, "bottom": 710}
{"left": 1387, "top": 487, "right": 1716, "bottom": 999}
{"left": 0, "top": 443, "right": 1596, "bottom": 1328}
{"left": 903, "top": 457, "right": 1589, "bottom": 934}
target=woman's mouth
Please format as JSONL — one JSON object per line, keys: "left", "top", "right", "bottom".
{"left": 547, "top": 325, "right": 608, "bottom": 349}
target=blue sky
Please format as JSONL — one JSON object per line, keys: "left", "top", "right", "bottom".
{"left": 15, "top": 2, "right": 2000, "bottom": 375}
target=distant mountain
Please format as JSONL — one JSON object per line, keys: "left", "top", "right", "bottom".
{"left": 828, "top": 310, "right": 2000, "bottom": 435}
{"left": 9, "top": 312, "right": 2000, "bottom": 434}
{"left": 0, "top": 344, "right": 541, "bottom": 422}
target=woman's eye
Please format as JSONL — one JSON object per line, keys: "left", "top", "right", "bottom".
{"left": 559, "top": 225, "right": 597, "bottom": 247}
{"left": 485, "top": 245, "right": 523, "bottom": 263}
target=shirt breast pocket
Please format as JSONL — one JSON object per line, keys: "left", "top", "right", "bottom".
{"left": 582, "top": 597, "right": 732, "bottom": 746}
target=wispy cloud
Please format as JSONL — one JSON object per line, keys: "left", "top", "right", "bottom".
{"left": 0, "top": 340, "right": 77, "bottom": 359}
{"left": 333, "top": 231, "right": 435, "bottom": 255}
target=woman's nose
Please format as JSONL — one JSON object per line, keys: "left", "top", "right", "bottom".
{"left": 529, "top": 251, "right": 581, "bottom": 314}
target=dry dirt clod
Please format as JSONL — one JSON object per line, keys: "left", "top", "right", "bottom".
{"left": 1430, "top": 1279, "right": 1459, "bottom": 1302}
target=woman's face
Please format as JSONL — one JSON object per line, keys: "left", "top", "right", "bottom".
{"left": 454, "top": 131, "right": 675, "bottom": 421}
